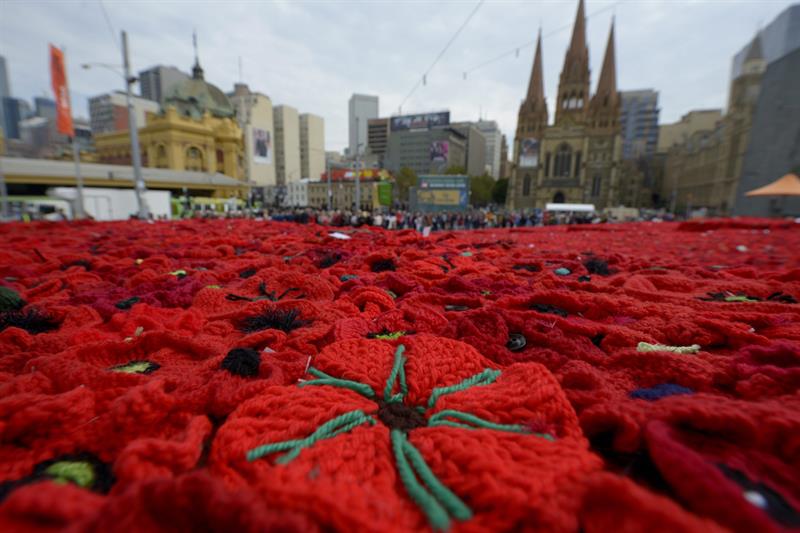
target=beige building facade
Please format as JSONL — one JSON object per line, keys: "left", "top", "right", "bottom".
{"left": 274, "top": 105, "right": 301, "bottom": 186}
{"left": 657, "top": 110, "right": 722, "bottom": 153}
{"left": 229, "top": 83, "right": 276, "bottom": 187}
{"left": 300, "top": 113, "right": 325, "bottom": 180}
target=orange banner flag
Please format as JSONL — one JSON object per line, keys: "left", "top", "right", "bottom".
{"left": 49, "top": 44, "right": 74, "bottom": 137}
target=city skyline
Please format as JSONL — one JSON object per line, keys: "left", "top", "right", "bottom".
{"left": 0, "top": 0, "right": 794, "bottom": 152}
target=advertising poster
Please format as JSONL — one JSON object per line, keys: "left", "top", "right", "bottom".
{"left": 390, "top": 111, "right": 450, "bottom": 132}
{"left": 519, "top": 138, "right": 539, "bottom": 167}
{"left": 253, "top": 128, "right": 271, "bottom": 164}
{"left": 430, "top": 140, "right": 449, "bottom": 163}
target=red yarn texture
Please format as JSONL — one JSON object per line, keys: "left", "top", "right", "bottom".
{"left": 1, "top": 218, "right": 799, "bottom": 532}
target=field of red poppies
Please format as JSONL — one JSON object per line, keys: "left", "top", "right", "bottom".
{"left": 1, "top": 218, "right": 799, "bottom": 532}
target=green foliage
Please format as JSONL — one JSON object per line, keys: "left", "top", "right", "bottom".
{"left": 444, "top": 166, "right": 467, "bottom": 175}
{"left": 469, "top": 174, "right": 494, "bottom": 207}
{"left": 492, "top": 178, "right": 509, "bottom": 205}
{"left": 395, "top": 167, "right": 418, "bottom": 205}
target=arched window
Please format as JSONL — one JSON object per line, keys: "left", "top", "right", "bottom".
{"left": 185, "top": 146, "right": 204, "bottom": 172}
{"left": 155, "top": 145, "right": 168, "bottom": 168}
{"left": 574, "top": 151, "right": 582, "bottom": 178}
{"left": 553, "top": 191, "right": 565, "bottom": 204}
{"left": 591, "top": 174, "right": 601, "bottom": 197}
{"left": 216, "top": 149, "right": 225, "bottom": 172}
{"left": 553, "top": 143, "right": 572, "bottom": 177}
{"left": 522, "top": 174, "right": 532, "bottom": 196}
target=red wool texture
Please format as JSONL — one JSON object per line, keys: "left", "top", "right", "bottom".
{"left": 0, "top": 217, "right": 798, "bottom": 532}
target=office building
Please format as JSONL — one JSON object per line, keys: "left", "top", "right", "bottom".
{"left": 475, "top": 120, "right": 503, "bottom": 179}
{"left": 89, "top": 91, "right": 159, "bottom": 134}
{"left": 451, "top": 122, "right": 488, "bottom": 177}
{"left": 730, "top": 5, "right": 800, "bottom": 81}
{"left": 139, "top": 65, "right": 190, "bottom": 105}
{"left": 0, "top": 56, "right": 10, "bottom": 139}
{"left": 367, "top": 117, "right": 390, "bottom": 161}
{"left": 663, "top": 32, "right": 767, "bottom": 215}
{"left": 2, "top": 97, "right": 30, "bottom": 139}
{"left": 300, "top": 113, "right": 325, "bottom": 180}
{"left": 274, "top": 105, "right": 301, "bottom": 185}
{"left": 619, "top": 90, "right": 659, "bottom": 160}
{"left": 384, "top": 126, "right": 468, "bottom": 176}
{"left": 229, "top": 83, "right": 276, "bottom": 187}
{"left": 733, "top": 47, "right": 800, "bottom": 216}
{"left": 507, "top": 0, "right": 624, "bottom": 210}
{"left": 349, "top": 94, "right": 378, "bottom": 156}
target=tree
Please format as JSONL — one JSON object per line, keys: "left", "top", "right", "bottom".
{"left": 469, "top": 174, "right": 494, "bottom": 207}
{"left": 492, "top": 178, "right": 509, "bottom": 205}
{"left": 444, "top": 165, "right": 467, "bottom": 175}
{"left": 395, "top": 167, "right": 418, "bottom": 205}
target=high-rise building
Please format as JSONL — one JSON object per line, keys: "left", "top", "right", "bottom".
{"left": 367, "top": 118, "right": 390, "bottom": 162}
{"left": 139, "top": 66, "right": 190, "bottom": 105}
{"left": 1, "top": 97, "right": 30, "bottom": 139}
{"left": 733, "top": 46, "right": 800, "bottom": 216}
{"left": 451, "top": 122, "right": 488, "bottom": 177}
{"left": 619, "top": 90, "right": 659, "bottom": 160}
{"left": 0, "top": 56, "right": 11, "bottom": 139}
{"left": 730, "top": 5, "right": 800, "bottom": 82}
{"left": 349, "top": 94, "right": 378, "bottom": 156}
{"left": 475, "top": 120, "right": 502, "bottom": 179}
{"left": 499, "top": 134, "right": 511, "bottom": 179}
{"left": 663, "top": 32, "right": 768, "bottom": 216}
{"left": 34, "top": 97, "right": 56, "bottom": 122}
{"left": 89, "top": 91, "right": 160, "bottom": 134}
{"left": 300, "top": 113, "right": 325, "bottom": 180}
{"left": 274, "top": 105, "right": 301, "bottom": 185}
{"left": 507, "top": 0, "right": 624, "bottom": 210}
{"left": 229, "top": 83, "right": 276, "bottom": 187}
{"left": 384, "top": 126, "right": 468, "bottom": 176}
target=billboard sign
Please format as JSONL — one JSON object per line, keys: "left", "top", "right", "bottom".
{"left": 413, "top": 175, "right": 469, "bottom": 212}
{"left": 253, "top": 128, "right": 272, "bottom": 164}
{"left": 430, "top": 140, "right": 449, "bottom": 163}
{"left": 390, "top": 111, "right": 450, "bottom": 132}
{"left": 519, "top": 138, "right": 539, "bottom": 167}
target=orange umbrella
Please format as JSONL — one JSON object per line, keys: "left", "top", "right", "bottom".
{"left": 745, "top": 173, "right": 800, "bottom": 197}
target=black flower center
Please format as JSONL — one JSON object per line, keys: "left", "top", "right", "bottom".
{"left": 377, "top": 400, "right": 427, "bottom": 431}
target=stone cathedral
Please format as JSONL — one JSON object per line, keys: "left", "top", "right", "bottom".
{"left": 507, "top": 0, "right": 623, "bottom": 210}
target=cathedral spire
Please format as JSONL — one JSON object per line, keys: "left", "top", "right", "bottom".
{"left": 526, "top": 29, "right": 545, "bottom": 105}
{"left": 556, "top": 0, "right": 591, "bottom": 125}
{"left": 594, "top": 19, "right": 618, "bottom": 108}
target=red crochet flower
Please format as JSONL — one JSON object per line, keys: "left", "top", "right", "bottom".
{"left": 211, "top": 335, "right": 601, "bottom": 531}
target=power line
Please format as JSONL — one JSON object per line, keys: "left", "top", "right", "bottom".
{"left": 462, "top": 1, "right": 620, "bottom": 79}
{"left": 97, "top": 0, "right": 121, "bottom": 52}
{"left": 397, "top": 0, "right": 485, "bottom": 114}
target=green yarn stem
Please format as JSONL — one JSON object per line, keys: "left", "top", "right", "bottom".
{"left": 299, "top": 367, "right": 376, "bottom": 399}
{"left": 428, "top": 410, "right": 553, "bottom": 440}
{"left": 383, "top": 345, "right": 408, "bottom": 403}
{"left": 391, "top": 430, "right": 472, "bottom": 531}
{"left": 44, "top": 461, "right": 95, "bottom": 488}
{"left": 427, "top": 369, "right": 501, "bottom": 409}
{"left": 247, "top": 409, "right": 375, "bottom": 464}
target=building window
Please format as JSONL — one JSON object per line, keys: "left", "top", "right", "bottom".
{"left": 545, "top": 152, "right": 551, "bottom": 177}
{"left": 553, "top": 191, "right": 565, "bottom": 204}
{"left": 591, "top": 174, "right": 601, "bottom": 197}
{"left": 574, "top": 151, "right": 582, "bottom": 178}
{"left": 185, "top": 146, "right": 204, "bottom": 172}
{"left": 554, "top": 143, "right": 572, "bottom": 177}
{"left": 216, "top": 149, "right": 225, "bottom": 172}
{"left": 522, "top": 174, "right": 532, "bottom": 196}
{"left": 155, "top": 145, "right": 168, "bottom": 168}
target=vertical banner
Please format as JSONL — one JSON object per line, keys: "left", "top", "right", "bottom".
{"left": 519, "top": 138, "right": 539, "bottom": 167}
{"left": 49, "top": 44, "right": 74, "bottom": 136}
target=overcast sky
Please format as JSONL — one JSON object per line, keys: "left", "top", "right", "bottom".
{"left": 0, "top": 0, "right": 794, "bottom": 152}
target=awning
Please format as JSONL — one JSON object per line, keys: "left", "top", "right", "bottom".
{"left": 745, "top": 173, "right": 800, "bottom": 197}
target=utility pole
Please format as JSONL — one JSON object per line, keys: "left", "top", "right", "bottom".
{"left": 0, "top": 157, "right": 8, "bottom": 220}
{"left": 122, "top": 31, "right": 149, "bottom": 219}
{"left": 354, "top": 118, "right": 361, "bottom": 212}
{"left": 70, "top": 136, "right": 85, "bottom": 218}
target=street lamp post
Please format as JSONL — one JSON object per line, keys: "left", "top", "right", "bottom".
{"left": 82, "top": 30, "right": 149, "bottom": 219}
{"left": 121, "top": 31, "right": 149, "bottom": 219}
